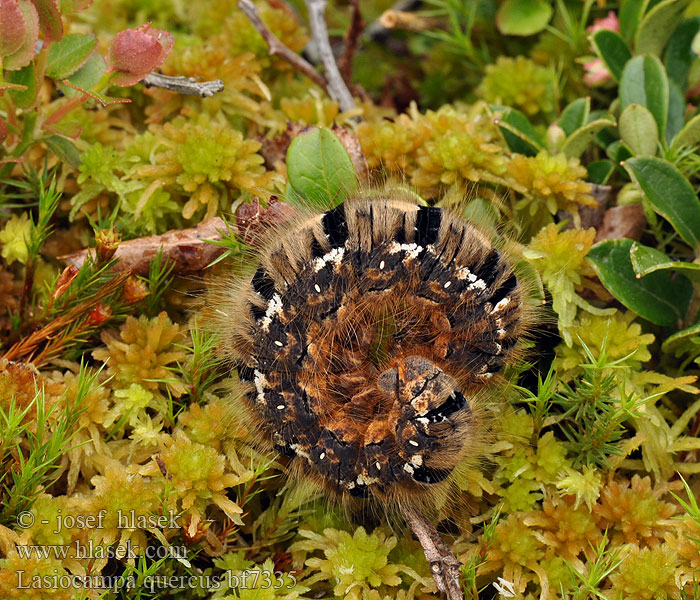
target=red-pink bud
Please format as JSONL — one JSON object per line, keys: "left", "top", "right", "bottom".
{"left": 108, "top": 22, "right": 174, "bottom": 87}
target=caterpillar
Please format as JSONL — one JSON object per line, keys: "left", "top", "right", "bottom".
{"left": 211, "top": 191, "right": 528, "bottom": 513}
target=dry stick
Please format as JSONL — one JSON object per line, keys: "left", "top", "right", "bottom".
{"left": 238, "top": 0, "right": 329, "bottom": 93}
{"left": 142, "top": 72, "right": 225, "bottom": 97}
{"left": 305, "top": 0, "right": 356, "bottom": 112}
{"left": 337, "top": 0, "right": 364, "bottom": 85}
{"left": 400, "top": 505, "right": 463, "bottom": 600}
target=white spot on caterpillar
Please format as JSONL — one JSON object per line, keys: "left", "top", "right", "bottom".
{"left": 379, "top": 260, "right": 385, "bottom": 270}
{"left": 276, "top": 404, "right": 285, "bottom": 410}
{"left": 375, "top": 462, "right": 382, "bottom": 470}
{"left": 388, "top": 241, "right": 423, "bottom": 260}
{"left": 457, "top": 266, "right": 478, "bottom": 282}
{"left": 274, "top": 340, "right": 284, "bottom": 347}
{"left": 443, "top": 281, "right": 452, "bottom": 289}
{"left": 319, "top": 452, "right": 325, "bottom": 460}
{"left": 477, "top": 372, "right": 493, "bottom": 379}
{"left": 491, "top": 297, "right": 511, "bottom": 314}
{"left": 410, "top": 454, "right": 423, "bottom": 466}
{"left": 495, "top": 318, "right": 504, "bottom": 328}
{"left": 416, "top": 417, "right": 429, "bottom": 426}
{"left": 312, "top": 247, "right": 345, "bottom": 272}
{"left": 495, "top": 343, "right": 502, "bottom": 354}
{"left": 259, "top": 293, "right": 283, "bottom": 332}
{"left": 314, "top": 284, "right": 321, "bottom": 293}
{"left": 408, "top": 440, "right": 419, "bottom": 447}
{"left": 497, "top": 328, "right": 507, "bottom": 339}
{"left": 254, "top": 370, "right": 267, "bottom": 404}
{"left": 403, "top": 463, "right": 415, "bottom": 474}
{"left": 290, "top": 443, "right": 310, "bottom": 459}
{"left": 468, "top": 279, "right": 487, "bottom": 291}
{"left": 357, "top": 474, "right": 379, "bottom": 486}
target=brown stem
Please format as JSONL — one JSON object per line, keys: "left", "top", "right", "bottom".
{"left": 238, "top": 0, "right": 329, "bottom": 93}
{"left": 142, "top": 72, "right": 225, "bottom": 97}
{"left": 400, "top": 505, "right": 463, "bottom": 600}
{"left": 337, "top": 0, "right": 364, "bottom": 85}
{"left": 305, "top": 0, "right": 356, "bottom": 112}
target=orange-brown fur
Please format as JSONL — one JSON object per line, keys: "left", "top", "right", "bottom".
{"left": 206, "top": 189, "right": 538, "bottom": 517}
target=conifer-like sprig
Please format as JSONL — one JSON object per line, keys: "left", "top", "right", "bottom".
{"left": 555, "top": 337, "right": 647, "bottom": 469}
{"left": 0, "top": 363, "right": 100, "bottom": 525}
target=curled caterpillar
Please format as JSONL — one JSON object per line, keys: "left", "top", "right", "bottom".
{"left": 213, "top": 193, "right": 527, "bottom": 508}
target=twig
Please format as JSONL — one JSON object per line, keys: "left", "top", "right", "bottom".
{"left": 400, "top": 505, "right": 463, "bottom": 600}
{"left": 142, "top": 72, "right": 225, "bottom": 97}
{"left": 238, "top": 0, "right": 329, "bottom": 93}
{"left": 60, "top": 218, "right": 229, "bottom": 276}
{"left": 337, "top": 0, "right": 364, "bottom": 85}
{"left": 305, "top": 0, "right": 356, "bottom": 112}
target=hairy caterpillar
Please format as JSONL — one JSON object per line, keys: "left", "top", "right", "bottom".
{"left": 211, "top": 191, "right": 529, "bottom": 515}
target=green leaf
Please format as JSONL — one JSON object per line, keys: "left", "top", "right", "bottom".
{"left": 666, "top": 80, "right": 685, "bottom": 142}
{"left": 619, "top": 55, "right": 669, "bottom": 138}
{"left": 491, "top": 105, "right": 543, "bottom": 155}
{"left": 561, "top": 118, "right": 615, "bottom": 158}
{"left": 619, "top": 0, "right": 646, "bottom": 42}
{"left": 665, "top": 17, "right": 700, "bottom": 89}
{"left": 636, "top": 0, "right": 692, "bottom": 56}
{"left": 619, "top": 104, "right": 659, "bottom": 156}
{"left": 6, "top": 62, "right": 36, "bottom": 108}
{"left": 587, "top": 238, "right": 692, "bottom": 326}
{"left": 624, "top": 156, "right": 700, "bottom": 247}
{"left": 286, "top": 127, "right": 358, "bottom": 209}
{"left": 592, "top": 29, "right": 632, "bottom": 81}
{"left": 587, "top": 160, "right": 615, "bottom": 184}
{"left": 496, "top": 0, "right": 553, "bottom": 35}
{"left": 606, "top": 140, "right": 634, "bottom": 164}
{"left": 630, "top": 241, "right": 700, "bottom": 281}
{"left": 662, "top": 321, "right": 700, "bottom": 353}
{"left": 60, "top": 52, "right": 106, "bottom": 97}
{"left": 46, "top": 33, "right": 97, "bottom": 80}
{"left": 558, "top": 98, "right": 590, "bottom": 137}
{"left": 671, "top": 113, "right": 700, "bottom": 150}
{"left": 44, "top": 135, "right": 81, "bottom": 169}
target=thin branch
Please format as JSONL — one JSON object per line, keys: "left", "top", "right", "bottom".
{"left": 142, "top": 72, "right": 225, "bottom": 97}
{"left": 238, "top": 0, "right": 329, "bottom": 93}
{"left": 400, "top": 505, "right": 463, "bottom": 600}
{"left": 305, "top": 0, "right": 356, "bottom": 112}
{"left": 337, "top": 0, "right": 364, "bottom": 85}
{"left": 60, "top": 218, "right": 229, "bottom": 276}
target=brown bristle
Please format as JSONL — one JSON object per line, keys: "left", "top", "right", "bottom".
{"left": 210, "top": 194, "right": 532, "bottom": 509}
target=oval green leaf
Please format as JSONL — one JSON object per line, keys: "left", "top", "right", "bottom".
{"left": 665, "top": 17, "right": 700, "bottom": 89}
{"left": 619, "top": 0, "right": 646, "bottom": 42}
{"left": 630, "top": 241, "right": 700, "bottom": 281}
{"left": 671, "top": 113, "right": 700, "bottom": 150}
{"left": 561, "top": 118, "right": 615, "bottom": 158}
{"left": 286, "top": 127, "right": 358, "bottom": 210}
{"left": 496, "top": 0, "right": 553, "bottom": 35}
{"left": 558, "top": 98, "right": 590, "bottom": 137}
{"left": 619, "top": 55, "right": 669, "bottom": 138}
{"left": 587, "top": 159, "right": 615, "bottom": 184}
{"left": 662, "top": 321, "right": 700, "bottom": 353}
{"left": 624, "top": 156, "right": 700, "bottom": 247}
{"left": 587, "top": 238, "right": 692, "bottom": 326}
{"left": 619, "top": 104, "right": 658, "bottom": 156}
{"left": 491, "top": 105, "right": 543, "bottom": 156}
{"left": 636, "top": 0, "right": 692, "bottom": 57}
{"left": 592, "top": 29, "right": 632, "bottom": 81}
{"left": 46, "top": 33, "right": 97, "bottom": 79}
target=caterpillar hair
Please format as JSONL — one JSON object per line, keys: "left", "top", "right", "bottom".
{"left": 208, "top": 188, "right": 536, "bottom": 520}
